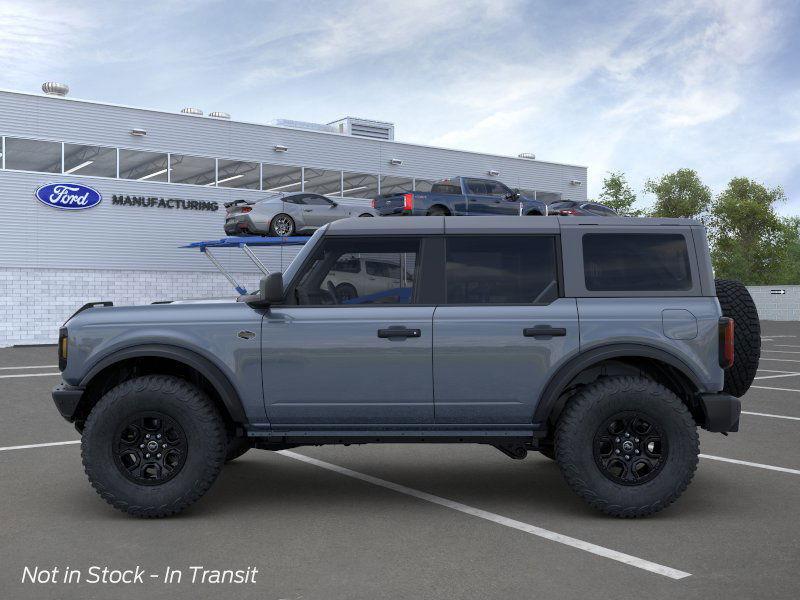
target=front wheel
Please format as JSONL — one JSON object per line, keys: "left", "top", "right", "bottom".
{"left": 555, "top": 376, "right": 698, "bottom": 518}
{"left": 81, "top": 375, "right": 227, "bottom": 518}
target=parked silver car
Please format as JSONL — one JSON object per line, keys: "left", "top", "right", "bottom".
{"left": 224, "top": 192, "right": 377, "bottom": 236}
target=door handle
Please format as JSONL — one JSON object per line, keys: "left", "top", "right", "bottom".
{"left": 378, "top": 327, "right": 422, "bottom": 339}
{"left": 303, "top": 208, "right": 313, "bottom": 212}
{"left": 523, "top": 326, "right": 567, "bottom": 338}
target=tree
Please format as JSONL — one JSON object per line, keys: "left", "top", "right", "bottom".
{"left": 598, "top": 171, "right": 642, "bottom": 216}
{"left": 644, "top": 168, "right": 711, "bottom": 219}
{"left": 709, "top": 177, "right": 796, "bottom": 284}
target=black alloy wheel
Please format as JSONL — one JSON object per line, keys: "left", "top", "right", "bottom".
{"left": 114, "top": 412, "right": 187, "bottom": 485}
{"left": 593, "top": 412, "right": 667, "bottom": 485}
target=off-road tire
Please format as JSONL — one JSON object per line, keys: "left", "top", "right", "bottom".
{"left": 81, "top": 375, "right": 226, "bottom": 518}
{"left": 715, "top": 278, "right": 760, "bottom": 397}
{"left": 225, "top": 436, "right": 251, "bottom": 463}
{"left": 555, "top": 376, "right": 699, "bottom": 518}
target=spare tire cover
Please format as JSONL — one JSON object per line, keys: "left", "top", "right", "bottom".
{"left": 715, "top": 279, "right": 761, "bottom": 397}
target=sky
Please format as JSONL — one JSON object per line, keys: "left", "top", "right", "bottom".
{"left": 1, "top": 0, "right": 799, "bottom": 214}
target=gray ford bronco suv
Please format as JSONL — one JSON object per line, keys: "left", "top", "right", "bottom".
{"left": 52, "top": 216, "right": 760, "bottom": 518}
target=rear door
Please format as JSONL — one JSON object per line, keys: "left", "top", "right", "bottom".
{"left": 433, "top": 233, "right": 579, "bottom": 423}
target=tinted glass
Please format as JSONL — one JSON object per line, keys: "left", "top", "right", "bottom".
{"left": 295, "top": 237, "right": 419, "bottom": 305}
{"left": 485, "top": 181, "right": 511, "bottom": 196}
{"left": 446, "top": 236, "right": 559, "bottom": 304}
{"left": 304, "top": 194, "right": 333, "bottom": 206}
{"left": 342, "top": 172, "right": 379, "bottom": 198}
{"left": 63, "top": 144, "right": 117, "bottom": 177}
{"left": 585, "top": 203, "right": 616, "bottom": 215}
{"left": 583, "top": 233, "right": 692, "bottom": 291}
{"left": 217, "top": 159, "right": 260, "bottom": 189}
{"left": 263, "top": 164, "right": 302, "bottom": 193}
{"left": 431, "top": 181, "right": 462, "bottom": 194}
{"left": 170, "top": 154, "right": 216, "bottom": 186}
{"left": 119, "top": 149, "right": 168, "bottom": 182}
{"left": 465, "top": 179, "right": 489, "bottom": 195}
{"left": 5, "top": 138, "right": 61, "bottom": 173}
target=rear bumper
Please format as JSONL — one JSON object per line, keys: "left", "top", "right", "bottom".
{"left": 698, "top": 392, "right": 741, "bottom": 432}
{"left": 52, "top": 383, "right": 84, "bottom": 422}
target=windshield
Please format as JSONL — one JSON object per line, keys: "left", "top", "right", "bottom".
{"left": 281, "top": 225, "right": 328, "bottom": 285}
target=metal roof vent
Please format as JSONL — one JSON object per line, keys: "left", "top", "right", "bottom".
{"left": 180, "top": 107, "right": 204, "bottom": 116}
{"left": 328, "top": 117, "right": 395, "bottom": 141}
{"left": 269, "top": 119, "right": 337, "bottom": 134}
{"left": 209, "top": 111, "right": 230, "bottom": 119}
{"left": 518, "top": 152, "right": 536, "bottom": 160}
{"left": 42, "top": 82, "right": 69, "bottom": 96}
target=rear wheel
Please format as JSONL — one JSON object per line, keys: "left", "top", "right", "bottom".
{"left": 555, "top": 376, "right": 698, "bottom": 518}
{"left": 426, "top": 206, "right": 449, "bottom": 216}
{"left": 715, "top": 278, "right": 760, "bottom": 397}
{"left": 81, "top": 375, "right": 226, "bottom": 518}
{"left": 269, "top": 214, "right": 295, "bottom": 237}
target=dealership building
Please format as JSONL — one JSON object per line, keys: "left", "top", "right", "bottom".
{"left": 0, "top": 85, "right": 588, "bottom": 346}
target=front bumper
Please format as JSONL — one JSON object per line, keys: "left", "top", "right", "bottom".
{"left": 698, "top": 392, "right": 741, "bottom": 432}
{"left": 52, "top": 383, "right": 84, "bottom": 422}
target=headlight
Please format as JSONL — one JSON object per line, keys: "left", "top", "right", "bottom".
{"left": 58, "top": 327, "right": 68, "bottom": 371}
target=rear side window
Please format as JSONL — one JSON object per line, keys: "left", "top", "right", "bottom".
{"left": 431, "top": 180, "right": 462, "bottom": 194}
{"left": 445, "top": 236, "right": 559, "bottom": 304}
{"left": 583, "top": 233, "right": 692, "bottom": 291}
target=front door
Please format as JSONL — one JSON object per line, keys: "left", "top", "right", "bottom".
{"left": 262, "top": 235, "right": 433, "bottom": 425}
{"left": 464, "top": 179, "right": 519, "bottom": 215}
{"left": 433, "top": 234, "right": 579, "bottom": 423}
{"left": 299, "top": 194, "right": 346, "bottom": 228}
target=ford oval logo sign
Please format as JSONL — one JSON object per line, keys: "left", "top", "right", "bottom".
{"left": 35, "top": 183, "right": 102, "bottom": 210}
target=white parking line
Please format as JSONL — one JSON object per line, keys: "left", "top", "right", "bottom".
{"left": 277, "top": 450, "right": 692, "bottom": 580}
{"left": 759, "top": 357, "right": 800, "bottom": 364}
{"left": 751, "top": 385, "right": 800, "bottom": 393}
{"left": 742, "top": 411, "right": 800, "bottom": 421}
{"left": 700, "top": 454, "right": 800, "bottom": 475}
{"left": 753, "top": 372, "right": 800, "bottom": 380}
{"left": 0, "top": 440, "right": 80, "bottom": 452}
{"left": 0, "top": 365, "right": 58, "bottom": 370}
{"left": 762, "top": 350, "right": 800, "bottom": 355}
{"left": 769, "top": 344, "right": 800, "bottom": 349}
{"left": 0, "top": 372, "right": 61, "bottom": 379}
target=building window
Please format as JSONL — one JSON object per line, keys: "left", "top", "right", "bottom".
{"left": 4, "top": 138, "right": 61, "bottom": 173}
{"left": 262, "top": 163, "right": 302, "bottom": 193}
{"left": 217, "top": 159, "right": 260, "bottom": 189}
{"left": 414, "top": 178, "right": 436, "bottom": 192}
{"left": 379, "top": 175, "right": 413, "bottom": 195}
{"left": 63, "top": 144, "right": 117, "bottom": 177}
{"left": 342, "top": 171, "right": 379, "bottom": 198}
{"left": 170, "top": 154, "right": 216, "bottom": 186}
{"left": 119, "top": 149, "right": 169, "bottom": 182}
{"left": 304, "top": 168, "right": 342, "bottom": 196}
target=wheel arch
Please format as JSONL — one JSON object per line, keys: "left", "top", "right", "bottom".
{"left": 76, "top": 344, "right": 247, "bottom": 430}
{"left": 534, "top": 343, "right": 705, "bottom": 427}
{"left": 427, "top": 204, "right": 451, "bottom": 215}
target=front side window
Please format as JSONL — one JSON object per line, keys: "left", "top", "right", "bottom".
{"left": 484, "top": 181, "right": 512, "bottom": 197}
{"left": 63, "top": 144, "right": 117, "bottom": 177}
{"left": 465, "top": 179, "right": 490, "bottom": 195}
{"left": 445, "top": 236, "right": 559, "bottom": 304}
{"left": 303, "top": 194, "right": 334, "bottom": 206}
{"left": 294, "top": 237, "right": 419, "bottom": 305}
{"left": 4, "top": 138, "right": 61, "bottom": 173}
{"left": 119, "top": 149, "right": 168, "bottom": 182}
{"left": 583, "top": 233, "right": 692, "bottom": 291}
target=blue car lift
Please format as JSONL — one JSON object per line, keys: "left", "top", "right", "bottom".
{"left": 182, "top": 236, "right": 311, "bottom": 295}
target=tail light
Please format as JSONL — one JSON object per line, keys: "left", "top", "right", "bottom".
{"left": 58, "top": 327, "right": 68, "bottom": 371}
{"left": 240, "top": 207, "right": 252, "bottom": 213}
{"left": 402, "top": 193, "right": 414, "bottom": 212}
{"left": 558, "top": 209, "right": 579, "bottom": 216}
{"left": 719, "top": 317, "right": 735, "bottom": 368}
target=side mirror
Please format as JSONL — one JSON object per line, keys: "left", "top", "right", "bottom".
{"left": 260, "top": 272, "right": 284, "bottom": 304}
{"left": 330, "top": 201, "right": 338, "bottom": 208}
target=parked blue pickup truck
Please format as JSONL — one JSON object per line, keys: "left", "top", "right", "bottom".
{"left": 372, "top": 177, "right": 548, "bottom": 217}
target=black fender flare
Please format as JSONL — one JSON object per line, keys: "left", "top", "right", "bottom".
{"left": 79, "top": 344, "right": 247, "bottom": 423}
{"left": 532, "top": 343, "right": 704, "bottom": 424}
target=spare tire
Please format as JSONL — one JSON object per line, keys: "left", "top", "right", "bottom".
{"left": 715, "top": 279, "right": 760, "bottom": 397}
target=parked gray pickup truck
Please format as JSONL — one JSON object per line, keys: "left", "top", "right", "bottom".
{"left": 52, "top": 216, "right": 760, "bottom": 518}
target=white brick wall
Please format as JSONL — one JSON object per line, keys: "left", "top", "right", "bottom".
{"left": 746, "top": 286, "right": 800, "bottom": 321}
{"left": 0, "top": 268, "right": 262, "bottom": 347}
